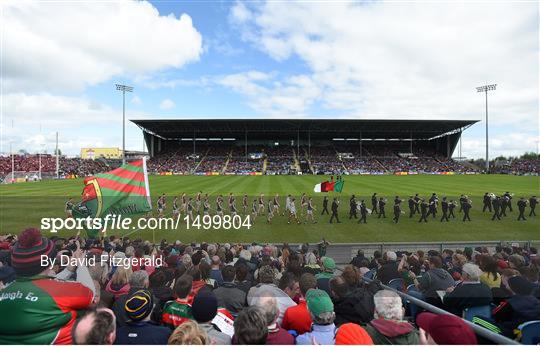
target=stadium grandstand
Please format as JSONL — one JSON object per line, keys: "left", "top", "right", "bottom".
{"left": 134, "top": 119, "right": 481, "bottom": 175}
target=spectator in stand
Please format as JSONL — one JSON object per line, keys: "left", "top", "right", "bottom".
{"left": 493, "top": 275, "right": 540, "bottom": 337}
{"left": 115, "top": 289, "right": 171, "bottom": 344}
{"left": 410, "top": 255, "right": 455, "bottom": 308}
{"left": 247, "top": 265, "right": 296, "bottom": 325}
{"left": 296, "top": 289, "right": 337, "bottom": 345}
{"left": 235, "top": 262, "right": 252, "bottom": 294}
{"left": 416, "top": 312, "right": 477, "bottom": 345}
{"left": 443, "top": 263, "right": 492, "bottom": 316}
{"left": 253, "top": 295, "right": 295, "bottom": 344}
{"left": 233, "top": 306, "right": 268, "bottom": 345}
{"left": 316, "top": 257, "right": 336, "bottom": 295}
{"left": 149, "top": 269, "right": 174, "bottom": 310}
{"left": 365, "top": 290, "right": 419, "bottom": 344}
{"left": 167, "top": 320, "right": 208, "bottom": 345}
{"left": 278, "top": 272, "right": 300, "bottom": 302}
{"left": 213, "top": 265, "right": 247, "bottom": 316}
{"left": 191, "top": 289, "right": 232, "bottom": 345}
{"left": 73, "top": 308, "right": 117, "bottom": 345}
{"left": 377, "top": 251, "right": 400, "bottom": 285}
{"left": 0, "top": 228, "right": 95, "bottom": 344}
{"left": 479, "top": 254, "right": 502, "bottom": 289}
{"left": 162, "top": 274, "right": 193, "bottom": 328}
{"left": 350, "top": 249, "right": 367, "bottom": 268}
{"left": 282, "top": 273, "right": 316, "bottom": 335}
{"left": 210, "top": 255, "right": 224, "bottom": 286}
{"left": 105, "top": 259, "right": 132, "bottom": 298}
{"left": 112, "top": 270, "right": 150, "bottom": 327}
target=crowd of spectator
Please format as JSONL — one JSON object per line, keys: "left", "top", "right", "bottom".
{"left": 1, "top": 228, "right": 539, "bottom": 344}
{"left": 491, "top": 158, "right": 540, "bottom": 175}
{"left": 0, "top": 155, "right": 108, "bottom": 178}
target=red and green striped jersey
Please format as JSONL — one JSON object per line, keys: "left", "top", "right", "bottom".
{"left": 162, "top": 298, "right": 193, "bottom": 329}
{"left": 0, "top": 276, "right": 93, "bottom": 344}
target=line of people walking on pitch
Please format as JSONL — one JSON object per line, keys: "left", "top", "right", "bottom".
{"left": 482, "top": 192, "right": 538, "bottom": 221}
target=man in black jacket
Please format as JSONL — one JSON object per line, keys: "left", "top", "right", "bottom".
{"left": 419, "top": 199, "right": 428, "bottom": 223}
{"left": 440, "top": 197, "right": 449, "bottom": 222}
{"left": 517, "top": 197, "right": 527, "bottom": 221}
{"left": 443, "top": 263, "right": 492, "bottom": 316}
{"left": 462, "top": 197, "right": 472, "bottom": 222}
{"left": 529, "top": 195, "right": 538, "bottom": 216}
{"left": 392, "top": 197, "right": 401, "bottom": 223}
{"left": 330, "top": 198, "right": 340, "bottom": 223}
{"left": 321, "top": 196, "right": 329, "bottom": 215}
{"left": 492, "top": 196, "right": 502, "bottom": 220}
{"left": 349, "top": 195, "right": 357, "bottom": 219}
{"left": 408, "top": 196, "right": 416, "bottom": 218}
{"left": 378, "top": 197, "right": 386, "bottom": 219}
{"left": 483, "top": 192, "right": 492, "bottom": 213}
{"left": 371, "top": 193, "right": 378, "bottom": 215}
{"left": 358, "top": 200, "right": 368, "bottom": 224}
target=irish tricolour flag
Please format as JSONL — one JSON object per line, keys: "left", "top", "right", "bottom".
{"left": 314, "top": 178, "right": 344, "bottom": 193}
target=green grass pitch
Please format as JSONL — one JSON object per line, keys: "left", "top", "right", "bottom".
{"left": 1, "top": 174, "right": 539, "bottom": 244}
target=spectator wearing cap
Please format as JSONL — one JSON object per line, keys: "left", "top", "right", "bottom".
{"left": 112, "top": 270, "right": 151, "bottom": 327}
{"left": 296, "top": 289, "right": 336, "bottom": 345}
{"left": 316, "top": 257, "right": 336, "bottom": 295}
{"left": 247, "top": 265, "right": 296, "bottom": 325}
{"left": 162, "top": 274, "right": 194, "bottom": 329}
{"left": 493, "top": 275, "right": 540, "bottom": 337}
{"left": 417, "top": 312, "right": 477, "bottom": 345}
{"left": 443, "top": 263, "right": 493, "bottom": 316}
{"left": 282, "top": 273, "right": 316, "bottom": 335}
{"left": 115, "top": 289, "right": 171, "bottom": 344}
{"left": 73, "top": 308, "right": 117, "bottom": 345}
{"left": 191, "top": 289, "right": 232, "bottom": 345}
{"left": 377, "top": 251, "right": 401, "bottom": 285}
{"left": 210, "top": 255, "right": 224, "bottom": 286}
{"left": 0, "top": 228, "right": 95, "bottom": 344}
{"left": 335, "top": 323, "right": 374, "bottom": 345}
{"left": 233, "top": 306, "right": 268, "bottom": 345}
{"left": 253, "top": 295, "right": 294, "bottom": 344}
{"left": 365, "top": 290, "right": 419, "bottom": 344}
{"left": 213, "top": 265, "right": 247, "bottom": 316}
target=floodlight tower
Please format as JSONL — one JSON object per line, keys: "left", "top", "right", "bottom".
{"left": 115, "top": 84, "right": 133, "bottom": 165}
{"left": 476, "top": 84, "right": 497, "bottom": 173}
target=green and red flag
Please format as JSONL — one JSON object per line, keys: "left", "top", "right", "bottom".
{"left": 73, "top": 159, "right": 152, "bottom": 237}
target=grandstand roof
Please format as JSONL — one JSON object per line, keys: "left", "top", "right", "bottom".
{"left": 132, "top": 119, "right": 478, "bottom": 141}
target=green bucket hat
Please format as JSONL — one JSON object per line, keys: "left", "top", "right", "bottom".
{"left": 306, "top": 289, "right": 334, "bottom": 316}
{"left": 322, "top": 257, "right": 336, "bottom": 272}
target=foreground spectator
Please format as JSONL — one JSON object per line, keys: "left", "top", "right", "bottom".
{"left": 253, "top": 295, "right": 294, "bottom": 344}
{"left": 233, "top": 306, "right": 268, "bottom": 344}
{"left": 115, "top": 289, "right": 171, "bottom": 344}
{"left": 167, "top": 320, "right": 208, "bottom": 345}
{"left": 316, "top": 257, "right": 336, "bottom": 295}
{"left": 162, "top": 274, "right": 193, "bottom": 328}
{"left": 296, "top": 289, "right": 336, "bottom": 345}
{"left": 377, "top": 251, "right": 400, "bottom": 285}
{"left": 73, "top": 308, "right": 117, "bottom": 345}
{"left": 112, "top": 270, "right": 150, "bottom": 327}
{"left": 282, "top": 273, "right": 316, "bottom": 334}
{"left": 417, "top": 312, "right": 477, "bottom": 345}
{"left": 0, "top": 228, "right": 95, "bottom": 344}
{"left": 191, "top": 289, "right": 232, "bottom": 345}
{"left": 365, "top": 290, "right": 419, "bottom": 344}
{"left": 335, "top": 323, "right": 374, "bottom": 345}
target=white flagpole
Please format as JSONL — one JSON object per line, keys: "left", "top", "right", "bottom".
{"left": 55, "top": 132, "right": 59, "bottom": 179}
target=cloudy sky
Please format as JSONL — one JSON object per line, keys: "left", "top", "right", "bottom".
{"left": 1, "top": 0, "right": 538, "bottom": 158}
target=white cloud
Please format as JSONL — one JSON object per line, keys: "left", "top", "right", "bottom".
{"left": 227, "top": 1, "right": 538, "bottom": 156}
{"left": 159, "top": 98, "right": 176, "bottom": 110}
{"left": 0, "top": 93, "right": 145, "bottom": 155}
{"left": 131, "top": 96, "right": 143, "bottom": 105}
{"left": 2, "top": 1, "right": 203, "bottom": 92}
